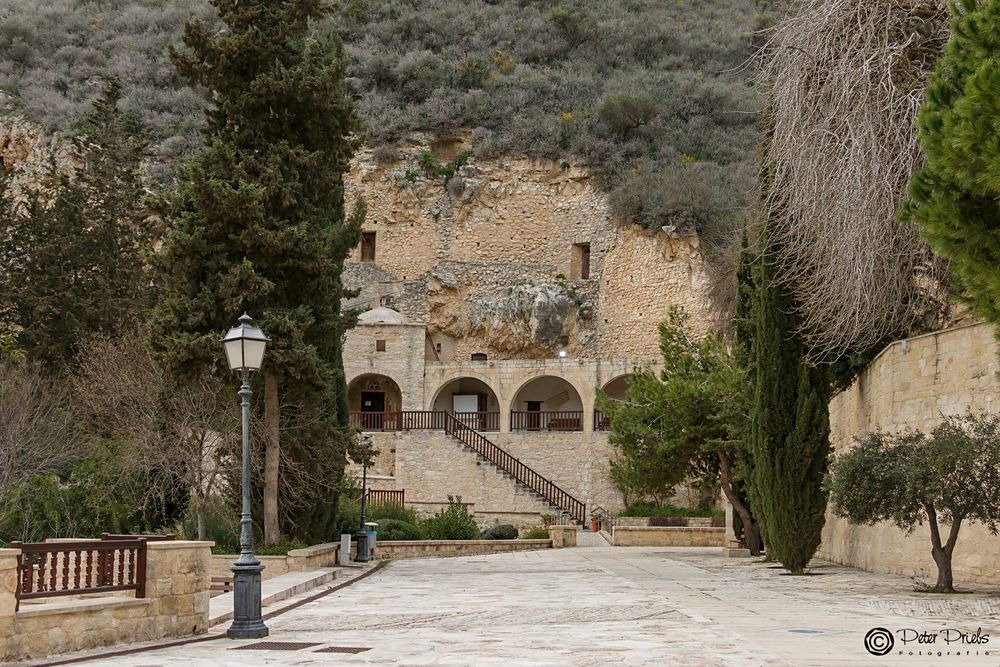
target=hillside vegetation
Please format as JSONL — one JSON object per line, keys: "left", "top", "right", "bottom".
{"left": 0, "top": 0, "right": 776, "bottom": 241}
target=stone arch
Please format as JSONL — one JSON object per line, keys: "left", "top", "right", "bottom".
{"left": 596, "top": 374, "right": 634, "bottom": 431}
{"left": 430, "top": 376, "right": 502, "bottom": 431}
{"left": 510, "top": 375, "right": 585, "bottom": 431}
{"left": 348, "top": 373, "right": 403, "bottom": 430}
{"left": 600, "top": 374, "right": 634, "bottom": 401}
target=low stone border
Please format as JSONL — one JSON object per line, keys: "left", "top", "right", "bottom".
{"left": 209, "top": 542, "right": 341, "bottom": 580}
{"left": 614, "top": 516, "right": 723, "bottom": 528}
{"left": 374, "top": 539, "right": 552, "bottom": 560}
{"left": 611, "top": 526, "right": 725, "bottom": 547}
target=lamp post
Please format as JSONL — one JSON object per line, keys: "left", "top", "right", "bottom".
{"left": 355, "top": 434, "right": 372, "bottom": 563}
{"left": 222, "top": 313, "right": 270, "bottom": 640}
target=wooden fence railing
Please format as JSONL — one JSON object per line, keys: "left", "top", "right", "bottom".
{"left": 10, "top": 539, "right": 148, "bottom": 610}
{"left": 350, "top": 411, "right": 448, "bottom": 431}
{"left": 453, "top": 411, "right": 500, "bottom": 431}
{"left": 444, "top": 414, "right": 586, "bottom": 524}
{"left": 593, "top": 410, "right": 611, "bottom": 431}
{"left": 510, "top": 411, "right": 584, "bottom": 432}
{"left": 366, "top": 489, "right": 405, "bottom": 507}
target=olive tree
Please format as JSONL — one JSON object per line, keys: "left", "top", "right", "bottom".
{"left": 828, "top": 413, "right": 1000, "bottom": 593}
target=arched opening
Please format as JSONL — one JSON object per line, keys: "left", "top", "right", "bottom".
{"left": 431, "top": 377, "right": 501, "bottom": 431}
{"left": 596, "top": 374, "right": 634, "bottom": 431}
{"left": 511, "top": 376, "right": 584, "bottom": 431}
{"left": 348, "top": 373, "right": 403, "bottom": 431}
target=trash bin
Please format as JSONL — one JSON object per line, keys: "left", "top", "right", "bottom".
{"left": 365, "top": 521, "right": 378, "bottom": 557}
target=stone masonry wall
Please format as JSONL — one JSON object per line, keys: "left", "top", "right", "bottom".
{"left": 342, "top": 137, "right": 713, "bottom": 360}
{"left": 819, "top": 322, "right": 1000, "bottom": 585}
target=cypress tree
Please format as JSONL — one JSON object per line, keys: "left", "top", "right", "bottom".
{"left": 903, "top": 0, "right": 1000, "bottom": 331}
{"left": 152, "top": 0, "right": 364, "bottom": 543}
{"left": 0, "top": 79, "right": 151, "bottom": 367}
{"left": 749, "top": 227, "right": 832, "bottom": 574}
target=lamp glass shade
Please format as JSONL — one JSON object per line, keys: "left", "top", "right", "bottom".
{"left": 222, "top": 313, "right": 270, "bottom": 371}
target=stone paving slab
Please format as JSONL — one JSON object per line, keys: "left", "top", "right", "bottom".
{"left": 48, "top": 547, "right": 1000, "bottom": 666}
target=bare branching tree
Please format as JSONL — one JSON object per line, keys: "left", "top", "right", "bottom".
{"left": 755, "top": 0, "right": 953, "bottom": 358}
{"left": 0, "top": 361, "right": 81, "bottom": 495}
{"left": 73, "top": 336, "right": 238, "bottom": 540}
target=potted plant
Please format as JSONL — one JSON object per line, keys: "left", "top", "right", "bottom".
{"left": 541, "top": 513, "right": 554, "bottom": 527}
{"left": 590, "top": 513, "right": 600, "bottom": 533}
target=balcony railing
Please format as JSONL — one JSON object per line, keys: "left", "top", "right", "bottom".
{"left": 453, "top": 411, "right": 500, "bottom": 431}
{"left": 510, "top": 411, "right": 584, "bottom": 432}
{"left": 594, "top": 410, "right": 611, "bottom": 431}
{"left": 350, "top": 411, "right": 447, "bottom": 431}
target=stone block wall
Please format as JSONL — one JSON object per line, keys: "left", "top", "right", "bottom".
{"left": 611, "top": 526, "right": 725, "bottom": 547}
{"left": 0, "top": 541, "right": 211, "bottom": 662}
{"left": 373, "top": 539, "right": 551, "bottom": 560}
{"left": 385, "top": 428, "right": 622, "bottom": 525}
{"left": 819, "top": 322, "right": 1000, "bottom": 584}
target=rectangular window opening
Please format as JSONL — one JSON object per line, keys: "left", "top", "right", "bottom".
{"left": 571, "top": 242, "right": 591, "bottom": 279}
{"left": 376, "top": 339, "right": 386, "bottom": 352}
{"left": 361, "top": 232, "right": 376, "bottom": 262}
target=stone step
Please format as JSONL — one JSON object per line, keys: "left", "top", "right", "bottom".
{"left": 208, "top": 567, "right": 338, "bottom": 626}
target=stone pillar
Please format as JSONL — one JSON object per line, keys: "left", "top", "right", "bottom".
{"left": 144, "top": 541, "right": 213, "bottom": 640}
{"left": 0, "top": 548, "right": 19, "bottom": 661}
{"left": 547, "top": 525, "right": 577, "bottom": 548}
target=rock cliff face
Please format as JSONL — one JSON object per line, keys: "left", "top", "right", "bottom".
{"left": 343, "top": 133, "right": 713, "bottom": 360}
{"left": 0, "top": 118, "right": 77, "bottom": 195}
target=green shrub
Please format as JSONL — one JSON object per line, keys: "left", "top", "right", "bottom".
{"left": 367, "top": 503, "right": 421, "bottom": 525}
{"left": 420, "top": 496, "right": 479, "bottom": 540}
{"left": 375, "top": 518, "right": 424, "bottom": 541}
{"left": 521, "top": 525, "right": 550, "bottom": 539}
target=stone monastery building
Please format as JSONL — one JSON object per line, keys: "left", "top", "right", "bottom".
{"left": 341, "top": 138, "right": 712, "bottom": 524}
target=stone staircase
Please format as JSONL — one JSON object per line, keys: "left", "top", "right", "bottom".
{"left": 442, "top": 413, "right": 586, "bottom": 525}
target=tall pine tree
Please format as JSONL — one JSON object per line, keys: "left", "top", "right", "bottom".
{"left": 0, "top": 79, "right": 151, "bottom": 368}
{"left": 904, "top": 0, "right": 1000, "bottom": 331}
{"left": 152, "top": 0, "right": 364, "bottom": 543}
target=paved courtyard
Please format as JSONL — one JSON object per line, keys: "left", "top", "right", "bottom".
{"left": 55, "top": 545, "right": 1000, "bottom": 666}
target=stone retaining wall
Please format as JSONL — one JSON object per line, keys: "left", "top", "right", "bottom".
{"left": 210, "top": 543, "right": 342, "bottom": 580}
{"left": 374, "top": 539, "right": 551, "bottom": 560}
{"left": 611, "top": 527, "right": 724, "bottom": 547}
{"left": 819, "top": 322, "right": 1000, "bottom": 585}
{"left": 0, "top": 541, "right": 212, "bottom": 662}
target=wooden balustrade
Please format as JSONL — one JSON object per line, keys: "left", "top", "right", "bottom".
{"left": 452, "top": 411, "right": 500, "bottom": 431}
{"left": 350, "top": 411, "right": 448, "bottom": 431}
{"left": 366, "top": 489, "right": 405, "bottom": 507}
{"left": 594, "top": 410, "right": 611, "bottom": 431}
{"left": 510, "top": 411, "right": 584, "bottom": 431}
{"left": 10, "top": 539, "right": 148, "bottom": 611}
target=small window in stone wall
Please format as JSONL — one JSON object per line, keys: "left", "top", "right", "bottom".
{"left": 571, "top": 242, "right": 591, "bottom": 279}
{"left": 361, "top": 231, "right": 376, "bottom": 262}
{"left": 376, "top": 339, "right": 386, "bottom": 352}
{"left": 471, "top": 353, "right": 488, "bottom": 361}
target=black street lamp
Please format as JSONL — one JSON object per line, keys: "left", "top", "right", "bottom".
{"left": 222, "top": 313, "right": 270, "bottom": 640}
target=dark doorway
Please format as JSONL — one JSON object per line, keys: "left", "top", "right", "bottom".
{"left": 526, "top": 401, "right": 542, "bottom": 430}
{"left": 361, "top": 391, "right": 385, "bottom": 429}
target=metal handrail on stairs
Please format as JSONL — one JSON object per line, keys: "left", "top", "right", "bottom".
{"left": 443, "top": 413, "right": 586, "bottom": 525}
